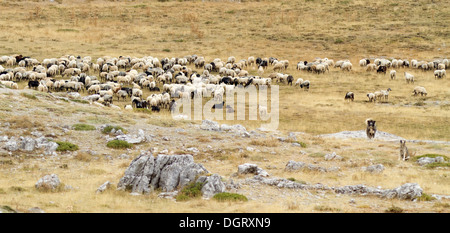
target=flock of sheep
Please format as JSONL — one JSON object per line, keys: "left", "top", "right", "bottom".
{"left": 0, "top": 54, "right": 447, "bottom": 113}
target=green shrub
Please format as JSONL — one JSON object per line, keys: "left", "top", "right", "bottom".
{"left": 417, "top": 193, "right": 436, "bottom": 202}
{"left": 385, "top": 205, "right": 404, "bottom": 213}
{"left": 102, "top": 125, "right": 127, "bottom": 134}
{"left": 213, "top": 192, "right": 248, "bottom": 202}
{"left": 106, "top": 140, "right": 133, "bottom": 149}
{"left": 73, "top": 123, "right": 96, "bottom": 131}
{"left": 175, "top": 182, "right": 205, "bottom": 201}
{"left": 56, "top": 141, "right": 79, "bottom": 152}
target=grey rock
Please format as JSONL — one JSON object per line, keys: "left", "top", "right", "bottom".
{"left": 200, "top": 120, "right": 220, "bottom": 131}
{"left": 118, "top": 154, "right": 130, "bottom": 159}
{"left": 96, "top": 181, "right": 112, "bottom": 193}
{"left": 238, "top": 163, "right": 269, "bottom": 177}
{"left": 285, "top": 160, "right": 339, "bottom": 173}
{"left": 417, "top": 156, "right": 445, "bottom": 166}
{"left": 197, "top": 174, "right": 226, "bottom": 198}
{"left": 35, "top": 174, "right": 61, "bottom": 191}
{"left": 67, "top": 92, "right": 80, "bottom": 99}
{"left": 383, "top": 183, "right": 423, "bottom": 200}
{"left": 117, "top": 152, "right": 209, "bottom": 194}
{"left": 158, "top": 191, "right": 178, "bottom": 200}
{"left": 285, "top": 160, "right": 306, "bottom": 171}
{"left": 186, "top": 147, "right": 199, "bottom": 153}
{"left": 324, "top": 152, "right": 343, "bottom": 161}
{"left": 4, "top": 138, "right": 18, "bottom": 151}
{"left": 0, "top": 135, "right": 8, "bottom": 142}
{"left": 28, "top": 207, "right": 45, "bottom": 213}
{"left": 365, "top": 164, "right": 385, "bottom": 173}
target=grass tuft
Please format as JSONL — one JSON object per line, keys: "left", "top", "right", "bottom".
{"left": 73, "top": 123, "right": 96, "bottom": 131}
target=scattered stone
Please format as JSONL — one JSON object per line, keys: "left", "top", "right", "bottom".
{"left": 200, "top": 120, "right": 220, "bottom": 131}
{"left": 186, "top": 147, "right": 199, "bottom": 153}
{"left": 35, "top": 174, "right": 61, "bottom": 191}
{"left": 238, "top": 163, "right": 269, "bottom": 177}
{"left": 364, "top": 164, "right": 385, "bottom": 173}
{"left": 417, "top": 156, "right": 445, "bottom": 166}
{"left": 0, "top": 135, "right": 8, "bottom": 142}
{"left": 67, "top": 92, "right": 80, "bottom": 99}
{"left": 285, "top": 160, "right": 339, "bottom": 173}
{"left": 28, "top": 207, "right": 45, "bottom": 213}
{"left": 96, "top": 181, "right": 112, "bottom": 194}
{"left": 4, "top": 138, "right": 19, "bottom": 151}
{"left": 118, "top": 154, "right": 130, "bottom": 160}
{"left": 158, "top": 191, "right": 179, "bottom": 200}
{"left": 324, "top": 152, "right": 343, "bottom": 161}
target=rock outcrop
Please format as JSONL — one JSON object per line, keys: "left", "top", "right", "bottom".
{"left": 117, "top": 151, "right": 225, "bottom": 198}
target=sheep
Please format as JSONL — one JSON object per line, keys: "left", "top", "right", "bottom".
{"left": 434, "top": 69, "right": 446, "bottom": 79}
{"left": 376, "top": 66, "right": 387, "bottom": 74}
{"left": 340, "top": 61, "right": 352, "bottom": 71}
{"left": 132, "top": 88, "right": 143, "bottom": 98}
{"left": 344, "top": 92, "right": 354, "bottom": 102}
{"left": 380, "top": 88, "right": 392, "bottom": 101}
{"left": 412, "top": 86, "right": 427, "bottom": 96}
{"left": 359, "top": 59, "right": 367, "bottom": 67}
{"left": 390, "top": 70, "right": 396, "bottom": 80}
{"left": 248, "top": 56, "right": 255, "bottom": 66}
{"left": 374, "top": 90, "right": 383, "bottom": 101}
{"left": 294, "top": 78, "right": 304, "bottom": 87}
{"left": 299, "top": 80, "right": 310, "bottom": 90}
{"left": 88, "top": 84, "right": 101, "bottom": 94}
{"left": 404, "top": 72, "right": 415, "bottom": 83}
{"left": 365, "top": 118, "right": 377, "bottom": 139}
{"left": 367, "top": 93, "right": 375, "bottom": 102}
{"left": 116, "top": 90, "right": 128, "bottom": 101}
{"left": 273, "top": 62, "right": 285, "bottom": 72}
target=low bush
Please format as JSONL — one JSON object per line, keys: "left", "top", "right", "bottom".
{"left": 106, "top": 140, "right": 132, "bottom": 149}
{"left": 56, "top": 141, "right": 79, "bottom": 152}
{"left": 213, "top": 192, "right": 248, "bottom": 202}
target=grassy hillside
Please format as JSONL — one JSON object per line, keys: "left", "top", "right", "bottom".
{"left": 0, "top": 0, "right": 448, "bottom": 60}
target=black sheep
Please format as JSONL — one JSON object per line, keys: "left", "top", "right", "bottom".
{"left": 28, "top": 80, "right": 39, "bottom": 89}
{"left": 287, "top": 75, "right": 294, "bottom": 86}
{"left": 376, "top": 66, "right": 387, "bottom": 74}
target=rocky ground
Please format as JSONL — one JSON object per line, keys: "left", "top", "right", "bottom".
{"left": 0, "top": 87, "right": 449, "bottom": 213}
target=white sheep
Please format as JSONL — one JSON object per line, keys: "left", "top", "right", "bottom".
{"left": 294, "top": 78, "right": 304, "bottom": 87}
{"left": 367, "top": 93, "right": 375, "bottom": 102}
{"left": 390, "top": 70, "right": 396, "bottom": 80}
{"left": 412, "top": 86, "right": 427, "bottom": 96}
{"left": 434, "top": 69, "right": 446, "bottom": 79}
{"left": 380, "top": 88, "right": 392, "bottom": 101}
{"left": 340, "top": 61, "right": 352, "bottom": 71}
{"left": 404, "top": 72, "right": 415, "bottom": 83}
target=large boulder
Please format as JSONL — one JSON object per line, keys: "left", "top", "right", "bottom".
{"left": 35, "top": 174, "right": 61, "bottom": 191}
{"left": 117, "top": 152, "right": 210, "bottom": 194}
